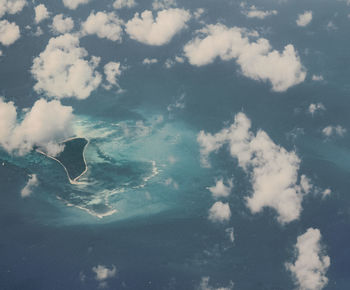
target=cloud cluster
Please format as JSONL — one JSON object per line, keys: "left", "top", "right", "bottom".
{"left": 296, "top": 11, "right": 313, "bottom": 27}
{"left": 184, "top": 24, "right": 306, "bottom": 92}
{"left": 198, "top": 112, "right": 310, "bottom": 224}
{"left": 34, "top": 4, "right": 49, "bottom": 24}
{"left": 104, "top": 61, "right": 122, "bottom": 89}
{"left": 208, "top": 178, "right": 233, "bottom": 198}
{"left": 113, "top": 0, "right": 136, "bottom": 9}
{"left": 31, "top": 33, "right": 102, "bottom": 99}
{"left": 51, "top": 14, "right": 74, "bottom": 34}
{"left": 0, "top": 0, "right": 26, "bottom": 18}
{"left": 0, "top": 98, "right": 74, "bottom": 156}
{"left": 0, "top": 20, "right": 20, "bottom": 46}
{"left": 241, "top": 4, "right": 277, "bottom": 19}
{"left": 208, "top": 201, "right": 231, "bottom": 222}
{"left": 125, "top": 8, "right": 191, "bottom": 45}
{"left": 62, "top": 0, "right": 89, "bottom": 10}
{"left": 286, "top": 228, "right": 330, "bottom": 290}
{"left": 81, "top": 11, "right": 123, "bottom": 42}
{"left": 21, "top": 174, "right": 38, "bottom": 198}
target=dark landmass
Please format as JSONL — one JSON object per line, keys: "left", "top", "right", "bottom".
{"left": 55, "top": 138, "right": 88, "bottom": 181}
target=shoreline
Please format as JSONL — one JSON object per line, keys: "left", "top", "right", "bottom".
{"left": 37, "top": 136, "right": 90, "bottom": 185}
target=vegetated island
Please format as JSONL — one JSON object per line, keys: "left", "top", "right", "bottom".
{"left": 39, "top": 137, "right": 89, "bottom": 184}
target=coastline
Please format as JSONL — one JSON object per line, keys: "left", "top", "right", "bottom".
{"left": 37, "top": 136, "right": 90, "bottom": 185}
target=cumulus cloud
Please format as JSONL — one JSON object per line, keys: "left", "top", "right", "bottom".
{"left": 104, "top": 61, "right": 122, "bottom": 89}
{"left": 34, "top": 4, "right": 49, "bottom": 24}
{"left": 198, "top": 112, "right": 310, "bottom": 224}
{"left": 308, "top": 103, "right": 325, "bottom": 115}
{"left": 322, "top": 125, "right": 346, "bottom": 137}
{"left": 197, "top": 277, "right": 234, "bottom": 290}
{"left": 225, "top": 227, "right": 235, "bottom": 243}
{"left": 286, "top": 228, "right": 330, "bottom": 290}
{"left": 125, "top": 8, "right": 191, "bottom": 45}
{"left": 21, "top": 174, "right": 38, "bottom": 197}
{"left": 51, "top": 14, "right": 74, "bottom": 34}
{"left": 0, "top": 98, "right": 74, "bottom": 156}
{"left": 241, "top": 4, "right": 277, "bottom": 19}
{"left": 113, "top": 0, "right": 136, "bottom": 9}
{"left": 208, "top": 178, "right": 233, "bottom": 198}
{"left": 152, "top": 0, "right": 176, "bottom": 10}
{"left": 81, "top": 11, "right": 123, "bottom": 42}
{"left": 184, "top": 24, "right": 306, "bottom": 92}
{"left": 0, "top": 20, "right": 20, "bottom": 46}
{"left": 296, "top": 11, "right": 313, "bottom": 27}
{"left": 92, "top": 264, "right": 117, "bottom": 287}
{"left": 62, "top": 0, "right": 89, "bottom": 10}
{"left": 31, "top": 33, "right": 102, "bottom": 99}
{"left": 208, "top": 201, "right": 231, "bottom": 223}
{"left": 0, "top": 0, "right": 26, "bottom": 18}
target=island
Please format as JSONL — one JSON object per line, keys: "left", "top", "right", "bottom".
{"left": 38, "top": 137, "right": 89, "bottom": 184}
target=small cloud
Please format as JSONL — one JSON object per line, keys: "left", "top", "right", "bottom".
{"left": 322, "top": 125, "right": 346, "bottom": 137}
{"left": 104, "top": 62, "right": 122, "bottom": 90}
{"left": 113, "top": 0, "right": 136, "bottom": 10}
{"left": 308, "top": 103, "right": 325, "bottom": 115}
{"left": 207, "top": 178, "right": 233, "bottom": 198}
{"left": 312, "top": 74, "right": 324, "bottom": 81}
{"left": 296, "top": 11, "right": 312, "bottom": 27}
{"left": 34, "top": 4, "right": 50, "bottom": 24}
{"left": 197, "top": 276, "right": 234, "bottom": 290}
{"left": 194, "top": 8, "right": 205, "bottom": 20}
{"left": 152, "top": 0, "right": 176, "bottom": 10}
{"left": 92, "top": 264, "right": 117, "bottom": 288}
{"left": 286, "top": 228, "right": 330, "bottom": 290}
{"left": 322, "top": 188, "right": 331, "bottom": 198}
{"left": 164, "top": 177, "right": 179, "bottom": 189}
{"left": 51, "top": 14, "right": 74, "bottom": 35}
{"left": 326, "top": 21, "right": 337, "bottom": 31}
{"left": 142, "top": 57, "right": 158, "bottom": 65}
{"left": 0, "top": 20, "right": 20, "bottom": 46}
{"left": 62, "top": 0, "right": 90, "bottom": 10}
{"left": 21, "top": 174, "right": 39, "bottom": 198}
{"left": 225, "top": 227, "right": 235, "bottom": 243}
{"left": 241, "top": 4, "right": 277, "bottom": 19}
{"left": 208, "top": 201, "right": 231, "bottom": 223}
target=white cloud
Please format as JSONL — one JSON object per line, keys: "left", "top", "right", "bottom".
{"left": 125, "top": 8, "right": 191, "bottom": 46}
{"left": 34, "top": 26, "right": 43, "bottom": 37}
{"left": 198, "top": 277, "right": 234, "bottom": 290}
{"left": 198, "top": 112, "right": 310, "bottom": 224}
{"left": 322, "top": 189, "right": 331, "bottom": 198}
{"left": 312, "top": 75, "right": 324, "bottom": 81}
{"left": 34, "top": 4, "right": 49, "bottom": 24}
{"left": 62, "top": 0, "right": 89, "bottom": 10}
{"left": 81, "top": 11, "right": 123, "bottom": 42}
{"left": 21, "top": 174, "right": 38, "bottom": 197}
{"left": 286, "top": 228, "right": 330, "bottom": 290}
{"left": 142, "top": 57, "right": 158, "bottom": 65}
{"left": 0, "top": 0, "right": 26, "bottom": 18}
{"left": 208, "top": 178, "right": 233, "bottom": 198}
{"left": 104, "top": 61, "right": 122, "bottom": 89}
{"left": 322, "top": 125, "right": 346, "bottom": 137}
{"left": 51, "top": 14, "right": 74, "bottom": 34}
{"left": 208, "top": 201, "right": 231, "bottom": 223}
{"left": 241, "top": 5, "right": 277, "bottom": 19}
{"left": 184, "top": 24, "right": 306, "bottom": 92}
{"left": 296, "top": 11, "right": 313, "bottom": 27}
{"left": 194, "top": 8, "right": 205, "bottom": 20}
{"left": 308, "top": 103, "right": 325, "bottom": 115}
{"left": 31, "top": 33, "right": 102, "bottom": 99}
{"left": 0, "top": 98, "right": 74, "bottom": 156}
{"left": 0, "top": 20, "right": 20, "bottom": 46}
{"left": 152, "top": 0, "right": 176, "bottom": 10}
{"left": 113, "top": 0, "right": 136, "bottom": 9}
{"left": 92, "top": 264, "right": 117, "bottom": 287}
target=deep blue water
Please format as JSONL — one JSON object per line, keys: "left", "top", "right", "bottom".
{"left": 1, "top": 0, "right": 350, "bottom": 289}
